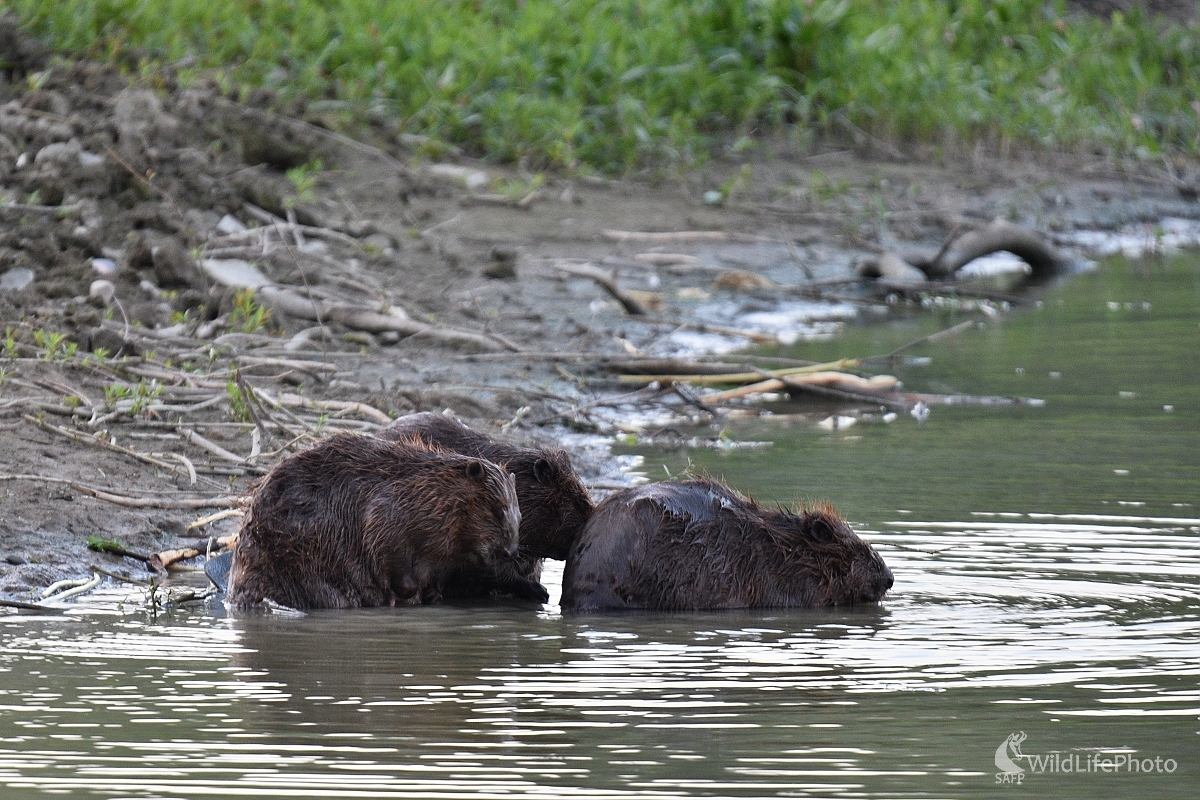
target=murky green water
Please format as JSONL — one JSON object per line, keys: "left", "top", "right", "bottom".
{"left": 2, "top": 255, "right": 1198, "bottom": 798}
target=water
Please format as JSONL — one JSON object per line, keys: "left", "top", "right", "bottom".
{"left": 2, "top": 254, "right": 1198, "bottom": 798}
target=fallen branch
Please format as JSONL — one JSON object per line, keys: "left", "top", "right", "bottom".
{"left": 0, "top": 474, "right": 240, "bottom": 509}
{"left": 188, "top": 509, "right": 245, "bottom": 531}
{"left": 921, "top": 220, "right": 1070, "bottom": 279}
{"left": 87, "top": 538, "right": 150, "bottom": 562}
{"left": 91, "top": 565, "right": 150, "bottom": 586}
{"left": 701, "top": 371, "right": 899, "bottom": 405}
{"left": 552, "top": 261, "right": 648, "bottom": 315}
{"left": 148, "top": 547, "right": 203, "bottom": 572}
{"left": 276, "top": 392, "right": 391, "bottom": 425}
{"left": 618, "top": 359, "right": 861, "bottom": 386}
{"left": 179, "top": 428, "right": 247, "bottom": 465}
{"left": 25, "top": 415, "right": 204, "bottom": 483}
{"left": 42, "top": 573, "right": 102, "bottom": 602}
{"left": 860, "top": 221, "right": 1073, "bottom": 283}
{"left": 602, "top": 229, "right": 730, "bottom": 244}
{"left": 881, "top": 320, "right": 978, "bottom": 359}
{"left": 0, "top": 599, "right": 67, "bottom": 613}
{"left": 257, "top": 285, "right": 516, "bottom": 352}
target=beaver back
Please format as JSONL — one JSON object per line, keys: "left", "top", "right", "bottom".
{"left": 378, "top": 412, "right": 593, "bottom": 559}
{"left": 561, "top": 478, "right": 893, "bottom": 611}
{"left": 227, "top": 433, "right": 521, "bottom": 609}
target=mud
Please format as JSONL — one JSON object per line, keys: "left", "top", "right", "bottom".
{"left": 1, "top": 17, "right": 1198, "bottom": 604}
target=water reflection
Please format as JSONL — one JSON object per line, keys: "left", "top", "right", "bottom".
{"left": 2, "top": 508, "right": 1197, "bottom": 798}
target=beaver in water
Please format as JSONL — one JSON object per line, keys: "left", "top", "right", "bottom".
{"left": 226, "top": 433, "right": 531, "bottom": 610}
{"left": 560, "top": 478, "right": 893, "bottom": 611}
{"left": 377, "top": 412, "right": 594, "bottom": 600}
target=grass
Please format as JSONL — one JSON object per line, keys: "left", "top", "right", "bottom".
{"left": 7, "top": 0, "right": 1200, "bottom": 172}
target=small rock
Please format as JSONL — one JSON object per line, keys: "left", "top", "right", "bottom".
{"left": 152, "top": 240, "right": 205, "bottom": 290}
{"left": 343, "top": 331, "right": 377, "bottom": 347}
{"left": 362, "top": 232, "right": 395, "bottom": 253}
{"left": 87, "top": 327, "right": 140, "bottom": 356}
{"left": 426, "top": 163, "right": 489, "bottom": 192}
{"left": 0, "top": 267, "right": 34, "bottom": 291}
{"left": 378, "top": 330, "right": 401, "bottom": 345}
{"left": 89, "top": 279, "right": 115, "bottom": 304}
{"left": 34, "top": 139, "right": 81, "bottom": 166}
{"left": 216, "top": 214, "right": 248, "bottom": 235}
{"left": 4, "top": 555, "right": 27, "bottom": 566}
{"left": 483, "top": 246, "right": 518, "bottom": 279}
{"left": 713, "top": 270, "right": 775, "bottom": 291}
{"left": 482, "top": 261, "right": 517, "bottom": 279}
{"left": 90, "top": 257, "right": 118, "bottom": 276}
{"left": 201, "top": 258, "right": 271, "bottom": 289}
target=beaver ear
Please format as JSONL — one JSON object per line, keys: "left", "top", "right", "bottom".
{"left": 533, "top": 458, "right": 555, "bottom": 483}
{"left": 465, "top": 460, "right": 485, "bottom": 480}
{"left": 808, "top": 516, "right": 837, "bottom": 543}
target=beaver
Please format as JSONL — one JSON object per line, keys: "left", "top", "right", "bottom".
{"left": 226, "top": 433, "right": 532, "bottom": 610}
{"left": 560, "top": 478, "right": 893, "bottom": 611}
{"left": 377, "top": 412, "right": 594, "bottom": 599}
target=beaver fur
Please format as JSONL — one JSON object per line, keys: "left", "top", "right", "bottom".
{"left": 378, "top": 412, "right": 594, "bottom": 600}
{"left": 226, "top": 433, "right": 529, "bottom": 610}
{"left": 560, "top": 478, "right": 893, "bottom": 611}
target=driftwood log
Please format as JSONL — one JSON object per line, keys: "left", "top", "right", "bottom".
{"left": 255, "top": 286, "right": 517, "bottom": 352}
{"left": 859, "top": 220, "right": 1072, "bottom": 283}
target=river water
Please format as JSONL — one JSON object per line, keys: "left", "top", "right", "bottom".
{"left": 2, "top": 254, "right": 1198, "bottom": 798}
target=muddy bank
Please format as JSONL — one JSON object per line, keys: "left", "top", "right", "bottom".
{"left": 2, "top": 20, "right": 1198, "bottom": 605}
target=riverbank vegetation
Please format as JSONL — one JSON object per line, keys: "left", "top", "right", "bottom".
{"left": 7, "top": 0, "right": 1200, "bottom": 171}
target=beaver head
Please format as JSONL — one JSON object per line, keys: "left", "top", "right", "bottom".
{"left": 465, "top": 460, "right": 521, "bottom": 564}
{"left": 776, "top": 504, "right": 894, "bottom": 606}
{"left": 378, "top": 412, "right": 593, "bottom": 559}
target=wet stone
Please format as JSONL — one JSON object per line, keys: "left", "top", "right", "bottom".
{"left": 0, "top": 267, "right": 34, "bottom": 291}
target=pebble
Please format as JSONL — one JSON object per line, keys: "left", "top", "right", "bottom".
{"left": 216, "top": 213, "right": 248, "bottom": 234}
{"left": 201, "top": 258, "right": 271, "bottom": 289}
{"left": 0, "top": 267, "right": 34, "bottom": 291}
{"left": 89, "top": 279, "right": 115, "bottom": 304}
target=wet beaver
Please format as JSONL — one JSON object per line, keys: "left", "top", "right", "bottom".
{"left": 226, "top": 433, "right": 531, "bottom": 610}
{"left": 377, "top": 412, "right": 594, "bottom": 599}
{"left": 560, "top": 478, "right": 893, "bottom": 611}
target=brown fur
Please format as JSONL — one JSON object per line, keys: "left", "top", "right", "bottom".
{"left": 561, "top": 478, "right": 893, "bottom": 611}
{"left": 226, "top": 433, "right": 523, "bottom": 610}
{"left": 377, "top": 412, "right": 594, "bottom": 600}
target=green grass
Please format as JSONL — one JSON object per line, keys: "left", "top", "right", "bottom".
{"left": 7, "top": 0, "right": 1200, "bottom": 172}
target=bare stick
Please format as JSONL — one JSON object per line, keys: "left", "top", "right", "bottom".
{"left": 43, "top": 573, "right": 102, "bottom": 602}
{"left": 784, "top": 238, "right": 816, "bottom": 283}
{"left": 179, "top": 428, "right": 246, "bottom": 465}
{"left": 602, "top": 230, "right": 730, "bottom": 244}
{"left": 618, "top": 359, "right": 861, "bottom": 386}
{"left": 91, "top": 565, "right": 150, "bottom": 586}
{"left": 187, "top": 509, "right": 245, "bottom": 531}
{"left": 552, "top": 261, "right": 648, "bottom": 315}
{"left": 25, "top": 415, "right": 203, "bottom": 483}
{"left": 882, "top": 320, "right": 977, "bottom": 359}
{"left": 0, "top": 474, "right": 240, "bottom": 509}
{"left": 275, "top": 392, "right": 391, "bottom": 425}
{"left": 0, "top": 599, "right": 67, "bottom": 613}
{"left": 148, "top": 547, "right": 203, "bottom": 572}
